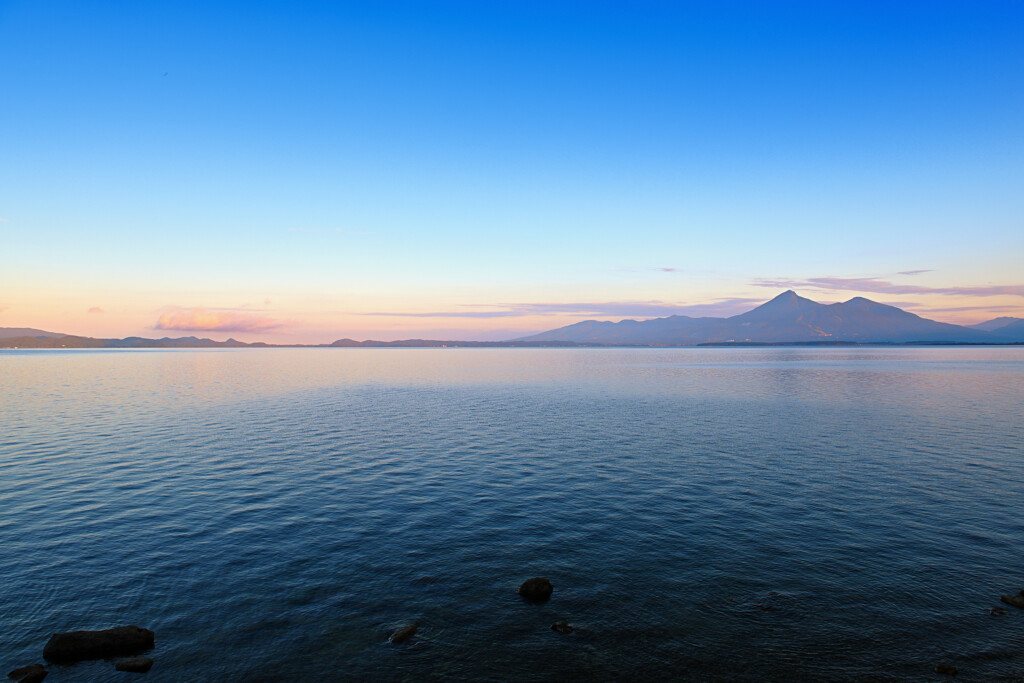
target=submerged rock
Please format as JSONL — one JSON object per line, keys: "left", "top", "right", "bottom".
{"left": 550, "top": 620, "right": 573, "bottom": 634}
{"left": 42, "top": 625, "right": 154, "bottom": 663}
{"left": 934, "top": 663, "right": 958, "bottom": 675}
{"left": 389, "top": 625, "right": 417, "bottom": 644}
{"left": 999, "top": 593, "right": 1024, "bottom": 609}
{"left": 518, "top": 577, "right": 553, "bottom": 602}
{"left": 7, "top": 664, "right": 47, "bottom": 683}
{"left": 114, "top": 657, "right": 154, "bottom": 673}
{"left": 990, "top": 607, "right": 1008, "bottom": 617}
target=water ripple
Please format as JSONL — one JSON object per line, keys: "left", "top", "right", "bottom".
{"left": 1, "top": 347, "right": 1022, "bottom": 681}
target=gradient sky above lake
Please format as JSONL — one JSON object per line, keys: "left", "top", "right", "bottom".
{"left": 1, "top": 1, "right": 1022, "bottom": 342}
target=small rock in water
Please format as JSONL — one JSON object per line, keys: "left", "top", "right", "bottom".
{"left": 518, "top": 577, "right": 553, "bottom": 602}
{"left": 934, "top": 663, "right": 957, "bottom": 675}
{"left": 550, "top": 620, "right": 573, "bottom": 634}
{"left": 7, "top": 664, "right": 47, "bottom": 683}
{"left": 42, "top": 625, "right": 154, "bottom": 663}
{"left": 999, "top": 593, "right": 1024, "bottom": 609}
{"left": 114, "top": 657, "right": 154, "bottom": 673}
{"left": 389, "top": 625, "right": 417, "bottom": 644}
{"left": 990, "top": 606, "right": 1008, "bottom": 617}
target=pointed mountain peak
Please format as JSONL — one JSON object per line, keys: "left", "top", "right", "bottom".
{"left": 770, "top": 289, "right": 799, "bottom": 301}
{"left": 758, "top": 290, "right": 819, "bottom": 309}
{"left": 838, "top": 296, "right": 915, "bottom": 317}
{"left": 842, "top": 296, "right": 892, "bottom": 307}
{"left": 842, "top": 296, "right": 883, "bottom": 309}
{"left": 732, "top": 290, "right": 822, "bottom": 321}
{"left": 768, "top": 289, "right": 818, "bottom": 304}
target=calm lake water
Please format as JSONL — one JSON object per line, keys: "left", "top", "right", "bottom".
{"left": 2, "top": 347, "right": 1023, "bottom": 681}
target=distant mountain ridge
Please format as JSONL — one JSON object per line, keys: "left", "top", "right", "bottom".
{"left": 3, "top": 294, "right": 1023, "bottom": 348}
{"left": 0, "top": 327, "right": 67, "bottom": 339}
{"left": 0, "top": 332, "right": 268, "bottom": 349}
{"left": 519, "top": 291, "right": 1024, "bottom": 345}
{"left": 969, "top": 316, "right": 1024, "bottom": 332}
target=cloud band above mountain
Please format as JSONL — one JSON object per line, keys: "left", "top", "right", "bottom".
{"left": 360, "top": 298, "right": 763, "bottom": 319}
{"left": 754, "top": 277, "right": 1024, "bottom": 298}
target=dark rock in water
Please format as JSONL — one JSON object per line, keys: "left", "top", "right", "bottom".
{"left": 990, "top": 606, "right": 1008, "bottom": 617}
{"left": 389, "top": 625, "right": 417, "bottom": 644}
{"left": 934, "top": 663, "right": 958, "bottom": 675}
{"left": 518, "top": 577, "right": 553, "bottom": 602}
{"left": 7, "top": 664, "right": 47, "bottom": 683}
{"left": 999, "top": 593, "right": 1024, "bottom": 609}
{"left": 114, "top": 657, "right": 154, "bottom": 673}
{"left": 550, "top": 620, "right": 573, "bottom": 634}
{"left": 42, "top": 625, "right": 155, "bottom": 663}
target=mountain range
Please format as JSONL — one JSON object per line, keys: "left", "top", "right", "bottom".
{"left": 0, "top": 332, "right": 267, "bottom": 348}
{"left": 2, "top": 292, "right": 1023, "bottom": 348}
{"left": 518, "top": 291, "right": 1024, "bottom": 345}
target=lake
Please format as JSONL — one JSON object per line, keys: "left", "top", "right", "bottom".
{"left": 2, "top": 347, "right": 1023, "bottom": 681}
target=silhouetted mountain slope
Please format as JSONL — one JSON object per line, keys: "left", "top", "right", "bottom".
{"left": 328, "top": 338, "right": 596, "bottom": 347}
{"left": 512, "top": 316, "right": 730, "bottom": 345}
{"left": 519, "top": 291, "right": 1004, "bottom": 345}
{"left": 0, "top": 327, "right": 66, "bottom": 339}
{"left": 0, "top": 334, "right": 594, "bottom": 349}
{"left": 988, "top": 319, "right": 1024, "bottom": 342}
{"left": 0, "top": 335, "right": 267, "bottom": 348}
{"left": 970, "top": 316, "right": 1024, "bottom": 332}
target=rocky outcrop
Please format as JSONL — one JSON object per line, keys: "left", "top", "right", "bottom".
{"left": 999, "top": 592, "right": 1024, "bottom": 609}
{"left": 550, "top": 620, "right": 573, "bottom": 634}
{"left": 114, "top": 657, "right": 154, "bottom": 673}
{"left": 389, "top": 625, "right": 417, "bottom": 644}
{"left": 42, "top": 626, "right": 154, "bottom": 663}
{"left": 7, "top": 664, "right": 47, "bottom": 683}
{"left": 518, "top": 577, "right": 553, "bottom": 602}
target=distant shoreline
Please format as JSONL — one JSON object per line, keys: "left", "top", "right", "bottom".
{"left": 2, "top": 337, "right": 1022, "bottom": 350}
{"left": 5, "top": 291, "right": 1023, "bottom": 350}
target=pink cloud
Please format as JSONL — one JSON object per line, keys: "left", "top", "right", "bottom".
{"left": 155, "top": 308, "right": 285, "bottom": 333}
{"left": 88, "top": 306, "right": 104, "bottom": 314}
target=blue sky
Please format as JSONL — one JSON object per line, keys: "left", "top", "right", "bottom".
{"left": 1, "top": 1, "right": 1022, "bottom": 341}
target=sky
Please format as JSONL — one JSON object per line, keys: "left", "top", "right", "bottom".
{"left": 1, "top": 1, "right": 1022, "bottom": 343}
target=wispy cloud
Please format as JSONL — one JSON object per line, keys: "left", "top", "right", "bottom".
{"left": 909, "top": 304, "right": 1024, "bottom": 314}
{"left": 614, "top": 266, "right": 686, "bottom": 274}
{"left": 898, "top": 270, "right": 932, "bottom": 276}
{"left": 363, "top": 309, "right": 522, "bottom": 319}
{"left": 155, "top": 307, "right": 286, "bottom": 333}
{"left": 361, "top": 298, "right": 762, "bottom": 320}
{"left": 754, "top": 277, "right": 1024, "bottom": 298}
{"left": 87, "top": 306, "right": 104, "bottom": 314}
{"left": 0, "top": 217, "right": 8, "bottom": 222}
